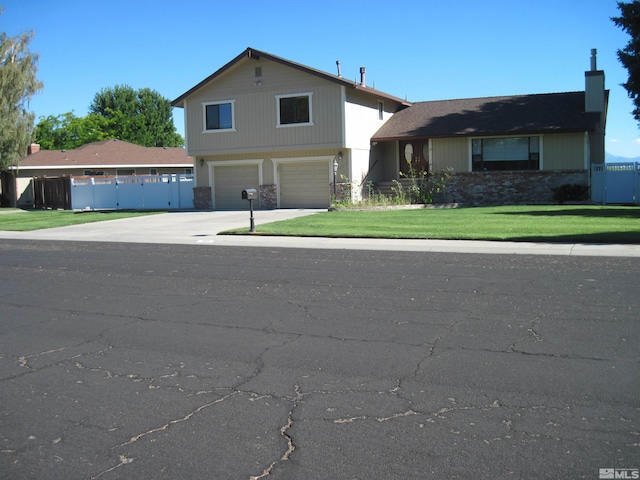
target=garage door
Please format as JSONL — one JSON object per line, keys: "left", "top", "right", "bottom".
{"left": 279, "top": 162, "right": 330, "bottom": 208}
{"left": 213, "top": 165, "right": 259, "bottom": 210}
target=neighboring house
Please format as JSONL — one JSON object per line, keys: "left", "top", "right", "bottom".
{"left": 173, "top": 47, "right": 607, "bottom": 209}
{"left": 2, "top": 139, "right": 193, "bottom": 207}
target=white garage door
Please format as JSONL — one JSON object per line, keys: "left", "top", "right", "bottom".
{"left": 213, "top": 165, "right": 259, "bottom": 210}
{"left": 279, "top": 162, "right": 330, "bottom": 208}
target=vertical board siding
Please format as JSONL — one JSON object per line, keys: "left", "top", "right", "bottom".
{"left": 543, "top": 133, "right": 585, "bottom": 170}
{"left": 185, "top": 59, "right": 344, "bottom": 155}
{"left": 432, "top": 137, "right": 469, "bottom": 172}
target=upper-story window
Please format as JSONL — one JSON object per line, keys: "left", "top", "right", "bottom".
{"left": 276, "top": 93, "right": 313, "bottom": 126}
{"left": 378, "top": 101, "right": 384, "bottom": 121}
{"left": 472, "top": 136, "right": 540, "bottom": 171}
{"left": 203, "top": 100, "right": 235, "bottom": 132}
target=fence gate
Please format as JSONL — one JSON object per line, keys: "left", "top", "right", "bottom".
{"left": 33, "top": 176, "right": 72, "bottom": 209}
{"left": 591, "top": 162, "right": 640, "bottom": 205}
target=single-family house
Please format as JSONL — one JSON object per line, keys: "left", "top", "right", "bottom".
{"left": 172, "top": 47, "right": 607, "bottom": 209}
{"left": 171, "top": 47, "right": 409, "bottom": 210}
{"left": 2, "top": 139, "right": 193, "bottom": 207}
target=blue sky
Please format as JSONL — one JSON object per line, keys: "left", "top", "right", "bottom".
{"left": 3, "top": 0, "right": 639, "bottom": 158}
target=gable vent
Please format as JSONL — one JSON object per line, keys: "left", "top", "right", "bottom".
{"left": 255, "top": 67, "right": 262, "bottom": 77}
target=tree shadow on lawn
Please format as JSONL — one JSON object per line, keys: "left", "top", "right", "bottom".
{"left": 496, "top": 207, "right": 640, "bottom": 219}
{"left": 507, "top": 231, "right": 640, "bottom": 244}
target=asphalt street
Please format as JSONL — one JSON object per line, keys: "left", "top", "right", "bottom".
{"left": 0, "top": 239, "right": 638, "bottom": 479}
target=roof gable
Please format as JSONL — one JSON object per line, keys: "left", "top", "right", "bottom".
{"left": 171, "top": 47, "right": 411, "bottom": 108}
{"left": 16, "top": 139, "right": 192, "bottom": 169}
{"left": 372, "top": 92, "right": 605, "bottom": 141}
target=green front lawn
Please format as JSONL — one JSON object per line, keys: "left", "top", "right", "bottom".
{"left": 0, "top": 209, "right": 162, "bottom": 231}
{"left": 227, "top": 205, "right": 640, "bottom": 244}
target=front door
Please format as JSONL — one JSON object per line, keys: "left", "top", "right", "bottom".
{"left": 399, "top": 140, "right": 429, "bottom": 176}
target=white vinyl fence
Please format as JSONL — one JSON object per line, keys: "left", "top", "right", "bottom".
{"left": 71, "top": 174, "right": 194, "bottom": 210}
{"left": 591, "top": 162, "right": 640, "bottom": 205}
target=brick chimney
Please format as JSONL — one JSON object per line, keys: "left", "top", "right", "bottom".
{"left": 27, "top": 143, "right": 40, "bottom": 155}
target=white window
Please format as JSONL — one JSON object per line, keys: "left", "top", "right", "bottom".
{"left": 203, "top": 100, "right": 235, "bottom": 132}
{"left": 276, "top": 93, "right": 313, "bottom": 127}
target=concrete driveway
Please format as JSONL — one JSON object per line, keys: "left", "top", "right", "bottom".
{"left": 0, "top": 209, "right": 323, "bottom": 244}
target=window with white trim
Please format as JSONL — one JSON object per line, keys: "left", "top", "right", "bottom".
{"left": 203, "top": 100, "right": 235, "bottom": 132}
{"left": 276, "top": 93, "right": 312, "bottom": 126}
{"left": 472, "top": 136, "right": 540, "bottom": 171}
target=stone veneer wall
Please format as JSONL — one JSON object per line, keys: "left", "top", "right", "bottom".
{"left": 260, "top": 185, "right": 277, "bottom": 209}
{"left": 193, "top": 186, "right": 212, "bottom": 210}
{"left": 440, "top": 170, "right": 589, "bottom": 205}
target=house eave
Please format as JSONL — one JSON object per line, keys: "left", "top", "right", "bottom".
{"left": 10, "top": 163, "right": 193, "bottom": 171}
{"left": 171, "top": 47, "right": 412, "bottom": 108}
{"left": 371, "top": 128, "right": 594, "bottom": 143}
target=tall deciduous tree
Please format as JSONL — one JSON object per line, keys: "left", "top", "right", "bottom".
{"left": 613, "top": 1, "right": 640, "bottom": 125}
{"left": 89, "top": 85, "right": 183, "bottom": 147}
{"left": 35, "top": 112, "right": 109, "bottom": 150}
{"left": 0, "top": 9, "right": 43, "bottom": 170}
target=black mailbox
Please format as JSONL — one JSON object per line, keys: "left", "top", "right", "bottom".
{"left": 241, "top": 188, "right": 257, "bottom": 200}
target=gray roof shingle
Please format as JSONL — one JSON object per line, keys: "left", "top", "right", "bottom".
{"left": 372, "top": 91, "right": 605, "bottom": 141}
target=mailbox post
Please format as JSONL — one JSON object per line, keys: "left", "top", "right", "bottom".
{"left": 241, "top": 188, "right": 257, "bottom": 232}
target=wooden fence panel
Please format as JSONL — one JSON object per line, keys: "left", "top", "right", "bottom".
{"left": 33, "top": 176, "right": 71, "bottom": 209}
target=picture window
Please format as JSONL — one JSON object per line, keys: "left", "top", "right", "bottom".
{"left": 472, "top": 136, "right": 540, "bottom": 171}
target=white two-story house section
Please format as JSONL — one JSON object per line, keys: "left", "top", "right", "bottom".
{"left": 172, "top": 47, "right": 410, "bottom": 210}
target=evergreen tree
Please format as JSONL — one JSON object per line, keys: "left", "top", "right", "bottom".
{"left": 613, "top": 1, "right": 640, "bottom": 125}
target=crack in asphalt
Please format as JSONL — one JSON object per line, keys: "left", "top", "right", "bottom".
{"left": 114, "top": 392, "right": 238, "bottom": 449}
{"left": 89, "top": 454, "right": 134, "bottom": 480}
{"left": 4, "top": 291, "right": 637, "bottom": 479}
{"left": 249, "top": 385, "right": 302, "bottom": 480}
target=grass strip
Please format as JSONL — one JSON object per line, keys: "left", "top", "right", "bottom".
{"left": 225, "top": 205, "right": 640, "bottom": 244}
{"left": 0, "top": 209, "right": 162, "bottom": 231}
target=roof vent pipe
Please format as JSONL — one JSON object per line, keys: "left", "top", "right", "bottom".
{"left": 590, "top": 48, "right": 597, "bottom": 71}
{"left": 360, "top": 67, "right": 366, "bottom": 86}
{"left": 336, "top": 61, "right": 341, "bottom": 77}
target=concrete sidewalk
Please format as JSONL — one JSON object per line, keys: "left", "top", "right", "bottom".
{"left": 1, "top": 209, "right": 639, "bottom": 257}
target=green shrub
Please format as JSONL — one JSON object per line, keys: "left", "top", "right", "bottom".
{"left": 552, "top": 183, "right": 589, "bottom": 204}
{"left": 399, "top": 160, "right": 453, "bottom": 204}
